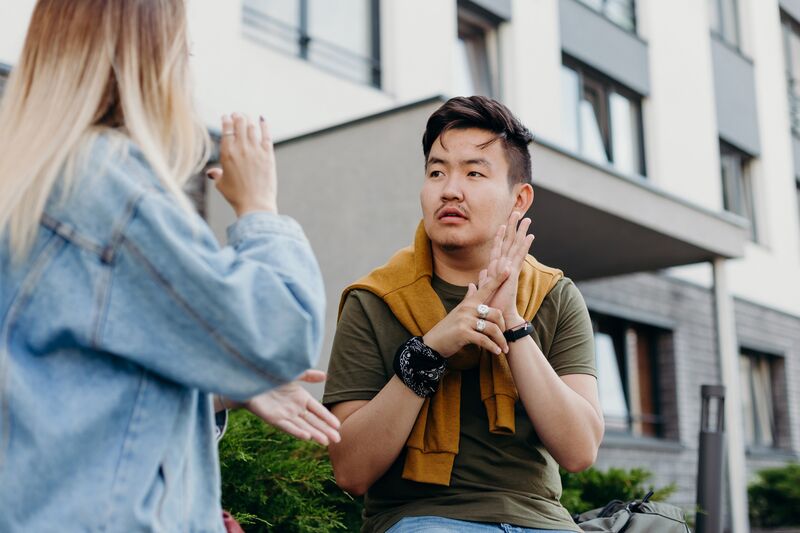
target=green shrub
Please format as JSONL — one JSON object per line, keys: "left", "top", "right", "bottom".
{"left": 219, "top": 410, "right": 363, "bottom": 532}
{"left": 560, "top": 466, "right": 676, "bottom": 515}
{"left": 748, "top": 462, "right": 800, "bottom": 528}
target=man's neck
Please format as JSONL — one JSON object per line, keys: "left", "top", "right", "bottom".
{"left": 431, "top": 242, "right": 490, "bottom": 287}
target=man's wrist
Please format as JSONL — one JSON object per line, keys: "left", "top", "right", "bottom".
{"left": 503, "top": 313, "right": 525, "bottom": 329}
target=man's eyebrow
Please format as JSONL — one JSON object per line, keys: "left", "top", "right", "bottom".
{"left": 462, "top": 158, "right": 491, "bottom": 168}
{"left": 426, "top": 156, "right": 448, "bottom": 168}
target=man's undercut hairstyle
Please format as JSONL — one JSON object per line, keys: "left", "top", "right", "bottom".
{"left": 422, "top": 96, "right": 534, "bottom": 186}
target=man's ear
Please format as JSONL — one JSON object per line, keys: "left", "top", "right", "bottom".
{"left": 513, "top": 183, "right": 534, "bottom": 213}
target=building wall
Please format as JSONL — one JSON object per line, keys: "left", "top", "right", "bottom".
{"left": 580, "top": 271, "right": 800, "bottom": 511}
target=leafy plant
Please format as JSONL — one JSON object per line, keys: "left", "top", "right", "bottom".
{"left": 748, "top": 462, "right": 800, "bottom": 528}
{"left": 219, "top": 410, "right": 363, "bottom": 532}
{"left": 560, "top": 466, "right": 676, "bottom": 515}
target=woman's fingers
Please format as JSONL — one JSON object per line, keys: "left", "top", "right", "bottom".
{"left": 246, "top": 119, "right": 258, "bottom": 145}
{"left": 259, "top": 116, "right": 272, "bottom": 151}
{"left": 301, "top": 406, "right": 341, "bottom": 444}
{"left": 292, "top": 415, "right": 330, "bottom": 446}
{"left": 297, "top": 369, "right": 327, "bottom": 383}
{"left": 274, "top": 419, "right": 311, "bottom": 441}
{"left": 232, "top": 112, "right": 247, "bottom": 140}
{"left": 206, "top": 167, "right": 223, "bottom": 181}
{"left": 220, "top": 115, "right": 234, "bottom": 153}
{"left": 307, "top": 398, "right": 342, "bottom": 431}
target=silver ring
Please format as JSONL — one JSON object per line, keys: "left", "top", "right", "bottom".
{"left": 477, "top": 304, "right": 489, "bottom": 319}
{"left": 221, "top": 131, "right": 235, "bottom": 136}
{"left": 476, "top": 318, "right": 487, "bottom": 332}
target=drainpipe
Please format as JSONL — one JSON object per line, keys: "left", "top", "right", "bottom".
{"left": 711, "top": 257, "right": 750, "bottom": 533}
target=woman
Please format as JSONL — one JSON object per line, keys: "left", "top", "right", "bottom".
{"left": 0, "top": 1, "right": 337, "bottom": 531}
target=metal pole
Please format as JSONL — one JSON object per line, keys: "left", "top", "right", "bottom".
{"left": 712, "top": 258, "right": 750, "bottom": 533}
{"left": 696, "top": 384, "right": 726, "bottom": 533}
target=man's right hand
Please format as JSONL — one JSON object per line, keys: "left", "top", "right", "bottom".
{"left": 422, "top": 268, "right": 511, "bottom": 356}
{"left": 207, "top": 113, "right": 278, "bottom": 217}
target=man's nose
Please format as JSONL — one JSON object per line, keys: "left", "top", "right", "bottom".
{"left": 440, "top": 174, "right": 464, "bottom": 201}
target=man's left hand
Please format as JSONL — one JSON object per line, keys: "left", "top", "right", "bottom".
{"left": 479, "top": 211, "right": 534, "bottom": 328}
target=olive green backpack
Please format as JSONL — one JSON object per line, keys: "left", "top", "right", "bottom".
{"left": 573, "top": 491, "right": 692, "bottom": 532}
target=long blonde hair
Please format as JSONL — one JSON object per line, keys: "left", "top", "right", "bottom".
{"left": 0, "top": 0, "right": 211, "bottom": 259}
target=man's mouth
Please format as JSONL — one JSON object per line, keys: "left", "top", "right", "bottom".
{"left": 437, "top": 207, "right": 468, "bottom": 220}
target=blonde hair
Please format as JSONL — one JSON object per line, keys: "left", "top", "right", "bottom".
{"left": 0, "top": 0, "right": 211, "bottom": 259}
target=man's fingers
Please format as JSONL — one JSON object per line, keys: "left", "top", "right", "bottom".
{"left": 490, "top": 225, "right": 504, "bottom": 261}
{"left": 469, "top": 331, "right": 504, "bottom": 356}
{"left": 485, "top": 307, "right": 506, "bottom": 332}
{"left": 478, "top": 269, "right": 488, "bottom": 288}
{"left": 466, "top": 282, "right": 478, "bottom": 298}
{"left": 501, "top": 211, "right": 521, "bottom": 257}
{"left": 509, "top": 217, "right": 533, "bottom": 260}
{"left": 297, "top": 369, "right": 327, "bottom": 383}
{"left": 473, "top": 266, "right": 510, "bottom": 302}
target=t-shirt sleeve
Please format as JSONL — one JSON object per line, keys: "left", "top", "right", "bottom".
{"left": 547, "top": 280, "right": 597, "bottom": 377}
{"left": 322, "top": 290, "right": 392, "bottom": 406}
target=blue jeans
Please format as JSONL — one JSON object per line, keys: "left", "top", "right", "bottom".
{"left": 386, "top": 516, "right": 577, "bottom": 533}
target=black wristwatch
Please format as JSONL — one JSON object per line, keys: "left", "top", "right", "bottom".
{"left": 503, "top": 321, "right": 533, "bottom": 343}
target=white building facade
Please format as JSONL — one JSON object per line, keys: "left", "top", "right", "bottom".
{"left": 2, "top": 1, "right": 799, "bottom": 531}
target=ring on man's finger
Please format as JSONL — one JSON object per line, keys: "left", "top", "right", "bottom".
{"left": 476, "top": 319, "right": 487, "bottom": 332}
{"left": 476, "top": 304, "right": 489, "bottom": 319}
{"left": 221, "top": 131, "right": 235, "bottom": 136}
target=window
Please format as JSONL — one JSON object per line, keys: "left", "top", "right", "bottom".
{"left": 719, "top": 141, "right": 757, "bottom": 241}
{"left": 454, "top": 3, "right": 501, "bottom": 98}
{"left": 592, "top": 314, "right": 670, "bottom": 438}
{"left": 739, "top": 349, "right": 784, "bottom": 450}
{"left": 242, "top": 0, "right": 381, "bottom": 87}
{"left": 0, "top": 65, "right": 9, "bottom": 97}
{"left": 576, "top": 0, "right": 636, "bottom": 32}
{"left": 782, "top": 12, "right": 800, "bottom": 132}
{"left": 709, "top": 0, "right": 741, "bottom": 49}
{"left": 561, "top": 59, "right": 645, "bottom": 176}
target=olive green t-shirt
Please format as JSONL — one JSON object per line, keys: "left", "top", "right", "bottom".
{"left": 323, "top": 276, "right": 596, "bottom": 533}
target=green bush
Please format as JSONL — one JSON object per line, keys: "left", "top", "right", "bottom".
{"left": 219, "top": 410, "right": 363, "bottom": 532}
{"left": 560, "top": 466, "right": 676, "bottom": 515}
{"left": 748, "top": 462, "right": 800, "bottom": 528}
{"left": 219, "top": 410, "right": 679, "bottom": 530}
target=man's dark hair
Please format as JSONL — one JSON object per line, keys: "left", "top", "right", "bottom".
{"left": 422, "top": 96, "right": 534, "bottom": 186}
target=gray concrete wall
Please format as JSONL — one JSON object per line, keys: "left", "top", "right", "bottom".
{"left": 711, "top": 37, "right": 762, "bottom": 156}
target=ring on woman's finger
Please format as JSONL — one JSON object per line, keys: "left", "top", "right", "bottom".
{"left": 476, "top": 304, "right": 489, "bottom": 319}
{"left": 476, "top": 319, "right": 487, "bottom": 332}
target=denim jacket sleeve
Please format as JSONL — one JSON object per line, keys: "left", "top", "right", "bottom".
{"left": 97, "top": 182, "right": 325, "bottom": 400}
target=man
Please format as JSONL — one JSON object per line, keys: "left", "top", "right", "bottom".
{"left": 324, "top": 96, "right": 603, "bottom": 533}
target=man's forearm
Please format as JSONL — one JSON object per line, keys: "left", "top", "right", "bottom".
{"left": 506, "top": 335, "right": 604, "bottom": 472}
{"left": 328, "top": 376, "right": 425, "bottom": 495}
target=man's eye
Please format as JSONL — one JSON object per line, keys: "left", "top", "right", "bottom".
{"left": 429, "top": 170, "right": 443, "bottom": 177}
{"left": 467, "top": 171, "right": 485, "bottom": 177}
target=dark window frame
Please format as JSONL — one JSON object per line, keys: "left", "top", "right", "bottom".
{"left": 709, "top": 0, "right": 741, "bottom": 51}
{"left": 719, "top": 140, "right": 757, "bottom": 241}
{"left": 562, "top": 55, "right": 647, "bottom": 177}
{"left": 781, "top": 11, "right": 800, "bottom": 134}
{"left": 242, "top": 0, "right": 382, "bottom": 89}
{"left": 590, "top": 312, "right": 673, "bottom": 440}
{"left": 739, "top": 347, "right": 787, "bottom": 452}
{"left": 576, "top": 0, "right": 637, "bottom": 33}
{"left": 456, "top": 1, "right": 503, "bottom": 98}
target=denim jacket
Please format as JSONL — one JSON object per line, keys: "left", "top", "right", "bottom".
{"left": 0, "top": 134, "right": 325, "bottom": 532}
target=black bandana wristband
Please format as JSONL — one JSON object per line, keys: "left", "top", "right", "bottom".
{"left": 392, "top": 336, "right": 447, "bottom": 398}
